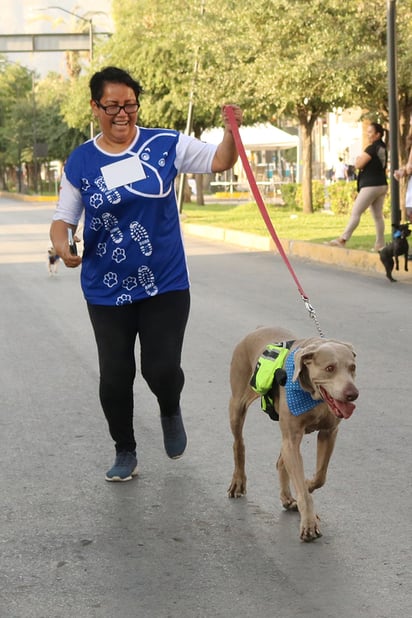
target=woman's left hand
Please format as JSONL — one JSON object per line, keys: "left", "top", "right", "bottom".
{"left": 221, "top": 104, "right": 243, "bottom": 130}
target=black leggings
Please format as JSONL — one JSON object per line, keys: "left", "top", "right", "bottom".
{"left": 87, "top": 290, "right": 190, "bottom": 453}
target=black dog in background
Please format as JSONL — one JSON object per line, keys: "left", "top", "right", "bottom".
{"left": 379, "top": 223, "right": 411, "bottom": 282}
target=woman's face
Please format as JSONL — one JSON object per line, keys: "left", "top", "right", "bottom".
{"left": 91, "top": 82, "right": 139, "bottom": 145}
{"left": 367, "top": 125, "right": 382, "bottom": 144}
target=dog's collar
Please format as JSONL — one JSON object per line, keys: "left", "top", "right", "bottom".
{"left": 284, "top": 349, "right": 323, "bottom": 416}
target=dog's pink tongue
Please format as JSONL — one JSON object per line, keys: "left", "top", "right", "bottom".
{"left": 335, "top": 400, "right": 356, "bottom": 419}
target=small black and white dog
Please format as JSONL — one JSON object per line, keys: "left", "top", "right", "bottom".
{"left": 379, "top": 223, "right": 411, "bottom": 282}
{"left": 47, "top": 246, "right": 60, "bottom": 276}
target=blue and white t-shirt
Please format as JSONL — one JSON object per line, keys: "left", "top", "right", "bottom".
{"left": 53, "top": 127, "right": 217, "bottom": 305}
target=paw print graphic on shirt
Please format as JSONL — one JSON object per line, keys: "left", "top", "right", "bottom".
{"left": 116, "top": 294, "right": 132, "bottom": 306}
{"left": 90, "top": 193, "right": 104, "bottom": 209}
{"left": 90, "top": 217, "right": 103, "bottom": 232}
{"left": 129, "top": 221, "right": 152, "bottom": 256}
{"left": 138, "top": 265, "right": 158, "bottom": 297}
{"left": 81, "top": 178, "right": 91, "bottom": 192}
{"left": 96, "top": 242, "right": 107, "bottom": 257}
{"left": 112, "top": 247, "right": 126, "bottom": 263}
{"left": 103, "top": 272, "right": 118, "bottom": 288}
{"left": 102, "top": 212, "right": 123, "bottom": 244}
{"left": 122, "top": 276, "right": 138, "bottom": 291}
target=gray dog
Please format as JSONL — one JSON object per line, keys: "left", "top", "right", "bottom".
{"left": 228, "top": 326, "right": 359, "bottom": 542}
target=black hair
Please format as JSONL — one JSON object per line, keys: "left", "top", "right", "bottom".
{"left": 89, "top": 66, "right": 144, "bottom": 102}
{"left": 370, "top": 122, "right": 385, "bottom": 140}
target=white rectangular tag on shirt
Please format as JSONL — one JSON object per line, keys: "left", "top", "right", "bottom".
{"left": 101, "top": 156, "right": 146, "bottom": 190}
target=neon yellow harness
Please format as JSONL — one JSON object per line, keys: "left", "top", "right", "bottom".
{"left": 250, "top": 342, "right": 294, "bottom": 420}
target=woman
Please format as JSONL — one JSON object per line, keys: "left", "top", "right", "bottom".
{"left": 394, "top": 132, "right": 412, "bottom": 223}
{"left": 329, "top": 122, "right": 388, "bottom": 251}
{"left": 50, "top": 66, "right": 243, "bottom": 481}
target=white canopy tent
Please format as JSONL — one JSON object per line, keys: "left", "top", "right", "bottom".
{"left": 201, "top": 123, "right": 298, "bottom": 150}
{"left": 201, "top": 123, "right": 299, "bottom": 192}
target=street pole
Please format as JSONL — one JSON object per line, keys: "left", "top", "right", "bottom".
{"left": 177, "top": 0, "right": 206, "bottom": 214}
{"left": 387, "top": 0, "right": 400, "bottom": 228}
{"left": 177, "top": 58, "right": 198, "bottom": 214}
{"left": 88, "top": 17, "right": 94, "bottom": 138}
{"left": 32, "top": 71, "right": 38, "bottom": 193}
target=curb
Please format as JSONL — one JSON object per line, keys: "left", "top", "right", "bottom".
{"left": 182, "top": 222, "right": 412, "bottom": 282}
{"left": 0, "top": 192, "right": 56, "bottom": 203}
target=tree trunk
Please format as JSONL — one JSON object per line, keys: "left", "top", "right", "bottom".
{"left": 298, "top": 110, "right": 317, "bottom": 214}
{"left": 195, "top": 173, "right": 204, "bottom": 205}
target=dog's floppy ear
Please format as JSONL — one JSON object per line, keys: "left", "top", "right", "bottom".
{"left": 292, "top": 344, "right": 320, "bottom": 394}
{"left": 328, "top": 339, "right": 356, "bottom": 359}
{"left": 342, "top": 341, "right": 356, "bottom": 358}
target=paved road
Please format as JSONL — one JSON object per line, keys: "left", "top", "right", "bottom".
{"left": 0, "top": 198, "right": 411, "bottom": 618}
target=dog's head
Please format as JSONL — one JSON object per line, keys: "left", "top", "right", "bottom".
{"left": 392, "top": 223, "right": 411, "bottom": 239}
{"left": 292, "top": 338, "right": 358, "bottom": 419}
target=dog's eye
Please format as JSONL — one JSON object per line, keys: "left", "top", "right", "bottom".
{"left": 349, "top": 364, "right": 356, "bottom": 374}
{"left": 325, "top": 365, "right": 335, "bottom": 373}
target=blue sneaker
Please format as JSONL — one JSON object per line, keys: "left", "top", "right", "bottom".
{"left": 161, "top": 409, "right": 187, "bottom": 459}
{"left": 105, "top": 451, "right": 138, "bottom": 482}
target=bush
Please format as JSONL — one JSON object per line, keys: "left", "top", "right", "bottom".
{"left": 327, "top": 180, "right": 392, "bottom": 217}
{"left": 327, "top": 181, "right": 358, "bottom": 214}
{"left": 281, "top": 179, "right": 393, "bottom": 217}
{"left": 295, "top": 180, "right": 325, "bottom": 211}
{"left": 280, "top": 182, "right": 298, "bottom": 209}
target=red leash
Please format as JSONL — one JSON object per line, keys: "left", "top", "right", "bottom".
{"left": 224, "top": 106, "right": 325, "bottom": 337}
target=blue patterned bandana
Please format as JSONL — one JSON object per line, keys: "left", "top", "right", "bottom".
{"left": 284, "top": 350, "right": 323, "bottom": 416}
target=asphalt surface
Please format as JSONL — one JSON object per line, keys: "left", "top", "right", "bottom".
{"left": 1, "top": 196, "right": 411, "bottom": 618}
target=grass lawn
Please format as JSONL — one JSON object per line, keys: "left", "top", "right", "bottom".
{"left": 181, "top": 200, "right": 387, "bottom": 252}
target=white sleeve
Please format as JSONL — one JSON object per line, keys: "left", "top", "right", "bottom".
{"left": 175, "top": 134, "right": 217, "bottom": 174}
{"left": 52, "top": 172, "right": 84, "bottom": 225}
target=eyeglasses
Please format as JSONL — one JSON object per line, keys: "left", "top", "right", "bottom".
{"left": 95, "top": 101, "right": 140, "bottom": 115}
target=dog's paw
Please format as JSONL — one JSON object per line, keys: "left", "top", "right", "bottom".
{"left": 227, "top": 477, "right": 247, "bottom": 498}
{"left": 281, "top": 496, "right": 298, "bottom": 511}
{"left": 300, "top": 514, "right": 322, "bottom": 542}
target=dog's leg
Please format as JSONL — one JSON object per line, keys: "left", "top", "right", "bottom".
{"left": 307, "top": 428, "right": 339, "bottom": 493}
{"left": 277, "top": 452, "right": 298, "bottom": 510}
{"left": 227, "top": 395, "right": 251, "bottom": 498}
{"left": 280, "top": 431, "right": 322, "bottom": 541}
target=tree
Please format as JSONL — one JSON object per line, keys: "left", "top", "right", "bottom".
{"left": 35, "top": 73, "right": 88, "bottom": 160}
{"left": 0, "top": 61, "right": 36, "bottom": 191}
{"left": 50, "top": 0, "right": 412, "bottom": 214}
{"left": 101, "top": 0, "right": 391, "bottom": 211}
{"left": 0, "top": 60, "right": 87, "bottom": 192}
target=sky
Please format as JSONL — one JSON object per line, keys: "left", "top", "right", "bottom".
{"left": 1, "top": 1, "right": 113, "bottom": 76}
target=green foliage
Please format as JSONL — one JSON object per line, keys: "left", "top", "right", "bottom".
{"left": 280, "top": 183, "right": 298, "bottom": 209}
{"left": 3, "top": 0, "right": 412, "bottom": 201}
{"left": 326, "top": 180, "right": 392, "bottom": 218}
{"left": 60, "top": 74, "right": 93, "bottom": 136}
{"left": 295, "top": 180, "right": 325, "bottom": 212}
{"left": 35, "top": 74, "right": 88, "bottom": 159}
{"left": 280, "top": 179, "right": 393, "bottom": 218}
{"left": 327, "top": 181, "right": 358, "bottom": 214}
{"left": 0, "top": 61, "right": 86, "bottom": 191}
